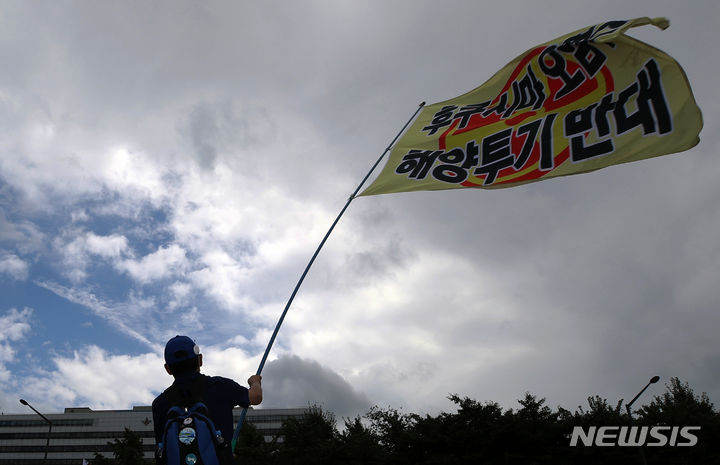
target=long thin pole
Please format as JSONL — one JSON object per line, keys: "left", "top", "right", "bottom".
{"left": 19, "top": 399, "right": 52, "bottom": 464}
{"left": 232, "top": 101, "right": 425, "bottom": 450}
{"left": 625, "top": 376, "right": 659, "bottom": 465}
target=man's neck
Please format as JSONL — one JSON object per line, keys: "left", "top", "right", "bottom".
{"left": 173, "top": 371, "right": 201, "bottom": 383}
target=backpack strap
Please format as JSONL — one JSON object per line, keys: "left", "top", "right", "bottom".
{"left": 159, "top": 377, "right": 215, "bottom": 465}
{"left": 158, "top": 407, "right": 186, "bottom": 464}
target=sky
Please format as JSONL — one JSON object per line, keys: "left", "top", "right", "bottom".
{"left": 1, "top": 0, "right": 719, "bottom": 422}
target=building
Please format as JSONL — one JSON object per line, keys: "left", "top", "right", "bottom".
{"left": 0, "top": 405, "right": 308, "bottom": 464}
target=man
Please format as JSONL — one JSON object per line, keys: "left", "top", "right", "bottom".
{"left": 152, "top": 335, "right": 262, "bottom": 459}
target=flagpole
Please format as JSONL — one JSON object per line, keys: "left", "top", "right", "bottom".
{"left": 231, "top": 101, "right": 425, "bottom": 451}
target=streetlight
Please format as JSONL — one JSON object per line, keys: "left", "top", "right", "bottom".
{"left": 625, "top": 375, "right": 661, "bottom": 418}
{"left": 19, "top": 399, "right": 52, "bottom": 464}
{"left": 625, "top": 376, "right": 660, "bottom": 465}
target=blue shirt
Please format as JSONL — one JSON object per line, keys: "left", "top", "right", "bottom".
{"left": 152, "top": 373, "right": 250, "bottom": 443}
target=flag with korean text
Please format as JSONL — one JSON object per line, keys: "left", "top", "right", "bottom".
{"left": 360, "top": 17, "right": 702, "bottom": 196}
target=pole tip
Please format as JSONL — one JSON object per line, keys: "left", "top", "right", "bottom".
{"left": 419, "top": 101, "right": 426, "bottom": 107}
{"left": 19, "top": 399, "right": 27, "bottom": 405}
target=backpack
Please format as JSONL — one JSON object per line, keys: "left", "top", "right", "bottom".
{"left": 156, "top": 376, "right": 233, "bottom": 465}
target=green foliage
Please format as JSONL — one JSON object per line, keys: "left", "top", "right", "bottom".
{"left": 234, "top": 421, "right": 277, "bottom": 465}
{"left": 636, "top": 377, "right": 715, "bottom": 424}
{"left": 365, "top": 406, "right": 418, "bottom": 462}
{"left": 338, "top": 416, "right": 386, "bottom": 465}
{"left": 109, "top": 427, "right": 146, "bottom": 465}
{"left": 234, "top": 378, "right": 720, "bottom": 465}
{"left": 272, "top": 406, "right": 341, "bottom": 465}
{"left": 636, "top": 377, "right": 720, "bottom": 464}
{"left": 91, "top": 452, "right": 114, "bottom": 465}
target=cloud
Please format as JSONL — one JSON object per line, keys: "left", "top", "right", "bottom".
{"left": 84, "top": 232, "right": 129, "bottom": 258}
{"left": 0, "top": 209, "right": 45, "bottom": 254}
{"left": 55, "top": 231, "right": 131, "bottom": 283}
{"left": 187, "top": 249, "right": 256, "bottom": 312}
{"left": 0, "top": 308, "right": 34, "bottom": 413}
{"left": 0, "top": 307, "right": 32, "bottom": 345}
{"left": 35, "top": 281, "right": 160, "bottom": 350}
{"left": 0, "top": 307, "right": 33, "bottom": 383}
{"left": 118, "top": 243, "right": 188, "bottom": 283}
{"left": 0, "top": 253, "right": 29, "bottom": 280}
{"left": 168, "top": 281, "right": 193, "bottom": 309}
{"left": 17, "top": 345, "right": 167, "bottom": 411}
{"left": 0, "top": 313, "right": 157, "bottom": 414}
{"left": 5, "top": 343, "right": 369, "bottom": 418}
{"left": 176, "top": 99, "right": 276, "bottom": 170}
{"left": 100, "top": 147, "right": 171, "bottom": 205}
{"left": 261, "top": 355, "right": 372, "bottom": 419}
{"left": 272, "top": 248, "right": 535, "bottom": 413}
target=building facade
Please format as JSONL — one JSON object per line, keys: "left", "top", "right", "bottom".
{"left": 0, "top": 405, "right": 307, "bottom": 464}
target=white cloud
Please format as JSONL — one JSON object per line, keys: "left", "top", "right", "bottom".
{"left": 179, "top": 306, "right": 203, "bottom": 329}
{"left": 85, "top": 232, "right": 129, "bottom": 258}
{"left": 101, "top": 147, "right": 169, "bottom": 204}
{"left": 196, "top": 344, "right": 260, "bottom": 383}
{"left": 35, "top": 281, "right": 160, "bottom": 351}
{"left": 168, "top": 281, "right": 193, "bottom": 309}
{"left": 228, "top": 334, "right": 250, "bottom": 346}
{"left": 187, "top": 249, "right": 255, "bottom": 312}
{"left": 57, "top": 234, "right": 89, "bottom": 282}
{"left": 70, "top": 209, "right": 90, "bottom": 223}
{"left": 118, "top": 243, "right": 188, "bottom": 283}
{"left": 271, "top": 249, "right": 533, "bottom": 412}
{"left": 10, "top": 343, "right": 367, "bottom": 418}
{"left": 0, "top": 307, "right": 33, "bottom": 382}
{"left": 56, "top": 231, "right": 131, "bottom": 283}
{"left": 20, "top": 346, "right": 167, "bottom": 410}
{"left": 0, "top": 307, "right": 32, "bottom": 345}
{"left": 0, "top": 254, "right": 29, "bottom": 280}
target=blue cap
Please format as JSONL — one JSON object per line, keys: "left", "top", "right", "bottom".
{"left": 164, "top": 335, "right": 200, "bottom": 365}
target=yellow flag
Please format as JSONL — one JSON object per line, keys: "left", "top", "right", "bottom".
{"left": 360, "top": 17, "right": 702, "bottom": 196}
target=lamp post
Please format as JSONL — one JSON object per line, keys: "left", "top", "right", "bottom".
{"left": 625, "top": 376, "right": 660, "bottom": 418}
{"left": 625, "top": 376, "right": 660, "bottom": 465}
{"left": 19, "top": 399, "right": 52, "bottom": 464}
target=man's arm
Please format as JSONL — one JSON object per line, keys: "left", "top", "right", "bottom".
{"left": 247, "top": 374, "right": 263, "bottom": 405}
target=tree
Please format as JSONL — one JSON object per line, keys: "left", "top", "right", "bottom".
{"left": 274, "top": 406, "right": 340, "bottom": 465}
{"left": 109, "top": 427, "right": 146, "bottom": 465}
{"left": 442, "top": 394, "right": 507, "bottom": 464}
{"left": 636, "top": 377, "right": 716, "bottom": 424}
{"left": 505, "top": 393, "right": 562, "bottom": 463}
{"left": 636, "top": 377, "right": 720, "bottom": 464}
{"left": 91, "top": 452, "right": 114, "bottom": 465}
{"left": 559, "top": 396, "right": 635, "bottom": 465}
{"left": 235, "top": 378, "right": 720, "bottom": 464}
{"left": 338, "top": 416, "right": 386, "bottom": 465}
{"left": 364, "top": 406, "right": 418, "bottom": 464}
{"left": 234, "top": 420, "right": 277, "bottom": 465}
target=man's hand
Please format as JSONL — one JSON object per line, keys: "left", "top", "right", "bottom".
{"left": 248, "top": 375, "right": 263, "bottom": 405}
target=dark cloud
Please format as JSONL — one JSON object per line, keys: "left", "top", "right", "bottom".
{"left": 261, "top": 354, "right": 372, "bottom": 419}
{"left": 176, "top": 99, "right": 276, "bottom": 170}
